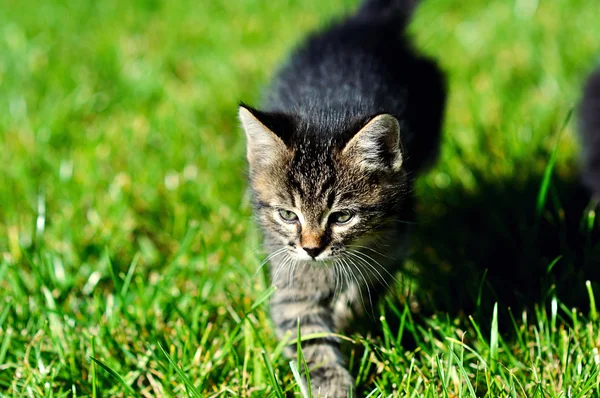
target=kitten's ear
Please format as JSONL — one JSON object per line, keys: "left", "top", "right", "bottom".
{"left": 342, "top": 114, "right": 403, "bottom": 171}
{"left": 238, "top": 105, "right": 288, "bottom": 168}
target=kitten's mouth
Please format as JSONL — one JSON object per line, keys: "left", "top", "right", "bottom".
{"left": 290, "top": 252, "right": 336, "bottom": 266}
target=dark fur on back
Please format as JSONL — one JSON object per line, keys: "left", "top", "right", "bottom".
{"left": 580, "top": 65, "right": 600, "bottom": 195}
{"left": 263, "top": 0, "right": 446, "bottom": 173}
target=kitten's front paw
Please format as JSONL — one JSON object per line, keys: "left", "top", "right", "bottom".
{"left": 308, "top": 365, "right": 354, "bottom": 398}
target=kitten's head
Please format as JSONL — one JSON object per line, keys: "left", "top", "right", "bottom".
{"left": 239, "top": 105, "right": 408, "bottom": 263}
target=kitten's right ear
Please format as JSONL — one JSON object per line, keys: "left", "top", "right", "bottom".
{"left": 342, "top": 114, "right": 403, "bottom": 172}
{"left": 238, "top": 105, "right": 288, "bottom": 168}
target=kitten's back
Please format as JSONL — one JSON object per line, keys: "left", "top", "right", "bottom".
{"left": 264, "top": 0, "right": 446, "bottom": 173}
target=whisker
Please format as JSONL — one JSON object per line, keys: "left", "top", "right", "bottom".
{"left": 263, "top": 247, "right": 287, "bottom": 263}
{"left": 347, "top": 250, "right": 390, "bottom": 286}
{"left": 332, "top": 259, "right": 342, "bottom": 304}
{"left": 350, "top": 249, "right": 400, "bottom": 286}
{"left": 343, "top": 255, "right": 375, "bottom": 318}
{"left": 272, "top": 254, "right": 291, "bottom": 286}
{"left": 393, "top": 219, "right": 417, "bottom": 225}
{"left": 338, "top": 259, "right": 353, "bottom": 308}
{"left": 340, "top": 256, "right": 368, "bottom": 316}
{"left": 289, "top": 258, "right": 299, "bottom": 288}
{"left": 347, "top": 244, "right": 394, "bottom": 260}
{"left": 253, "top": 247, "right": 287, "bottom": 278}
{"left": 346, "top": 250, "right": 390, "bottom": 290}
{"left": 332, "top": 260, "right": 340, "bottom": 302}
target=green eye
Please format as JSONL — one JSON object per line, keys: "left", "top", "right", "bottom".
{"left": 278, "top": 209, "right": 299, "bottom": 222}
{"left": 331, "top": 211, "right": 353, "bottom": 225}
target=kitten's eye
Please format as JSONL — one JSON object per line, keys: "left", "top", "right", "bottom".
{"left": 278, "top": 209, "right": 299, "bottom": 223}
{"left": 330, "top": 211, "right": 353, "bottom": 225}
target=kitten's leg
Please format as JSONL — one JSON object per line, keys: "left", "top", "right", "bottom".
{"left": 271, "top": 265, "right": 354, "bottom": 398}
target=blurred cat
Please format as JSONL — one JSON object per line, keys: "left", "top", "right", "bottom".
{"left": 239, "top": 0, "right": 446, "bottom": 395}
{"left": 580, "top": 65, "right": 600, "bottom": 197}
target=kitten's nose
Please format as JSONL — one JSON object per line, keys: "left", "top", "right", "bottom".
{"left": 303, "top": 246, "right": 324, "bottom": 259}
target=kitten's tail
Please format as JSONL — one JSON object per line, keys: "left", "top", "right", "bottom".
{"left": 579, "top": 65, "right": 600, "bottom": 196}
{"left": 358, "top": 0, "right": 420, "bottom": 22}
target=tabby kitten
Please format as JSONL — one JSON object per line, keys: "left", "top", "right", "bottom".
{"left": 239, "top": 0, "right": 446, "bottom": 395}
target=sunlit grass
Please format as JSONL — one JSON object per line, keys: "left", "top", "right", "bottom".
{"left": 1, "top": 0, "right": 600, "bottom": 396}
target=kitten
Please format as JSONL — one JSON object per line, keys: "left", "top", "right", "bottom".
{"left": 239, "top": 0, "right": 446, "bottom": 395}
{"left": 580, "top": 65, "right": 600, "bottom": 197}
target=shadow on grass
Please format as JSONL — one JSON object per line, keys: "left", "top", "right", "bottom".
{"left": 346, "top": 170, "right": 600, "bottom": 394}
{"left": 409, "top": 169, "right": 600, "bottom": 328}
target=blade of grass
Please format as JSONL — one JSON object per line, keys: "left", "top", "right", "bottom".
{"left": 262, "top": 350, "right": 284, "bottom": 398}
{"left": 476, "top": 268, "right": 488, "bottom": 309}
{"left": 490, "top": 302, "right": 499, "bottom": 373}
{"left": 290, "top": 361, "right": 310, "bottom": 398}
{"left": 157, "top": 342, "right": 202, "bottom": 398}
{"left": 546, "top": 256, "right": 562, "bottom": 275}
{"left": 452, "top": 351, "right": 478, "bottom": 398}
{"left": 104, "top": 248, "right": 123, "bottom": 293}
{"left": 91, "top": 337, "right": 97, "bottom": 398}
{"left": 120, "top": 253, "right": 140, "bottom": 298}
{"left": 297, "top": 319, "right": 312, "bottom": 398}
{"left": 435, "top": 355, "right": 449, "bottom": 398}
{"left": 586, "top": 281, "right": 597, "bottom": 321}
{"left": 0, "top": 327, "right": 12, "bottom": 365}
{"left": 536, "top": 107, "right": 573, "bottom": 219}
{"left": 90, "top": 357, "right": 141, "bottom": 398}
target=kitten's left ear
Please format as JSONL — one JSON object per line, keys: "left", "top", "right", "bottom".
{"left": 342, "top": 114, "right": 403, "bottom": 171}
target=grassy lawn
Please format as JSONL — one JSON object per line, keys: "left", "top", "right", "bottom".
{"left": 2, "top": 0, "right": 600, "bottom": 396}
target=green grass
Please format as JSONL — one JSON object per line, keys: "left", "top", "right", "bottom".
{"left": 2, "top": 0, "right": 600, "bottom": 396}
